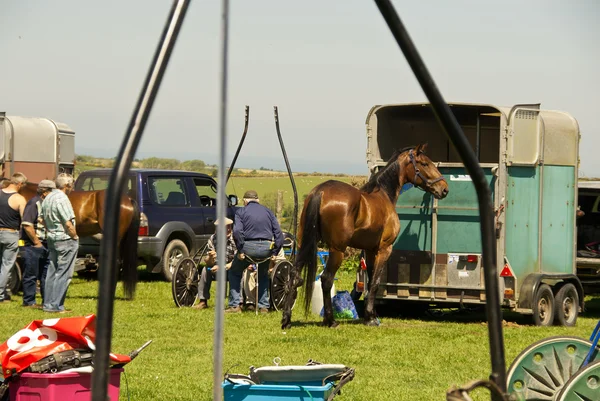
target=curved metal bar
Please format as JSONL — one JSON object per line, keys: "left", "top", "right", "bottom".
{"left": 91, "top": 1, "right": 190, "bottom": 400}
{"left": 226, "top": 105, "right": 250, "bottom": 183}
{"left": 273, "top": 106, "right": 298, "bottom": 258}
{"left": 373, "top": 0, "right": 506, "bottom": 398}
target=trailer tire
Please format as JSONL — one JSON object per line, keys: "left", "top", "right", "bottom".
{"left": 532, "top": 284, "right": 555, "bottom": 326}
{"left": 553, "top": 283, "right": 579, "bottom": 327}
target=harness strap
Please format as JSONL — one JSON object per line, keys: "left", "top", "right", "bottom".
{"left": 409, "top": 149, "right": 446, "bottom": 190}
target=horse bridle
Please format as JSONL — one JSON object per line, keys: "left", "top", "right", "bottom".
{"left": 408, "top": 149, "right": 446, "bottom": 191}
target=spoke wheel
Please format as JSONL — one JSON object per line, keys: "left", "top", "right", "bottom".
{"left": 507, "top": 336, "right": 600, "bottom": 400}
{"left": 270, "top": 260, "right": 296, "bottom": 311}
{"left": 172, "top": 258, "right": 199, "bottom": 308}
{"left": 556, "top": 360, "right": 600, "bottom": 401}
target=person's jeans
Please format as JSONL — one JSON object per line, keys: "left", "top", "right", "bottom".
{"left": 228, "top": 241, "right": 272, "bottom": 309}
{"left": 0, "top": 231, "right": 19, "bottom": 301}
{"left": 198, "top": 267, "right": 216, "bottom": 301}
{"left": 44, "top": 238, "right": 78, "bottom": 312}
{"left": 22, "top": 244, "right": 50, "bottom": 306}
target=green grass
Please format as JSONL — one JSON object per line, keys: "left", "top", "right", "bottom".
{"left": 1, "top": 272, "right": 599, "bottom": 401}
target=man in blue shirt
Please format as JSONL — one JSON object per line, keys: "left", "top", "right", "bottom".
{"left": 20, "top": 179, "right": 55, "bottom": 308}
{"left": 226, "top": 190, "right": 283, "bottom": 313}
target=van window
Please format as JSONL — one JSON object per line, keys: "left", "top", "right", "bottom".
{"left": 149, "top": 177, "right": 188, "bottom": 206}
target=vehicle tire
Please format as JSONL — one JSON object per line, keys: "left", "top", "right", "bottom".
{"left": 532, "top": 284, "right": 555, "bottom": 326}
{"left": 553, "top": 283, "right": 579, "bottom": 327}
{"left": 162, "top": 239, "right": 189, "bottom": 282}
{"left": 8, "top": 261, "right": 22, "bottom": 296}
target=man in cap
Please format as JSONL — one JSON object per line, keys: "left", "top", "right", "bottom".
{"left": 227, "top": 189, "right": 284, "bottom": 313}
{"left": 0, "top": 172, "right": 27, "bottom": 303}
{"left": 193, "top": 217, "right": 237, "bottom": 310}
{"left": 42, "top": 173, "right": 78, "bottom": 313}
{"left": 20, "top": 179, "right": 56, "bottom": 308}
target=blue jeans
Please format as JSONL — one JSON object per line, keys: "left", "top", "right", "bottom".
{"left": 0, "top": 231, "right": 19, "bottom": 301}
{"left": 44, "top": 238, "right": 78, "bottom": 312}
{"left": 228, "top": 241, "right": 272, "bottom": 309}
{"left": 22, "top": 244, "right": 50, "bottom": 306}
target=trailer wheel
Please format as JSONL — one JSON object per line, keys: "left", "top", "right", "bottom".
{"left": 532, "top": 284, "right": 555, "bottom": 326}
{"left": 554, "top": 283, "right": 579, "bottom": 327}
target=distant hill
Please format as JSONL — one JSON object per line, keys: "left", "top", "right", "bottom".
{"left": 74, "top": 155, "right": 367, "bottom": 179}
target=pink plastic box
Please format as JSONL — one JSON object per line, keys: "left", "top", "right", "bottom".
{"left": 9, "top": 368, "right": 123, "bottom": 401}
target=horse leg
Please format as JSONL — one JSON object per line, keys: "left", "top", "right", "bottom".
{"left": 364, "top": 246, "right": 392, "bottom": 326}
{"left": 321, "top": 250, "right": 343, "bottom": 328}
{"left": 281, "top": 267, "right": 300, "bottom": 330}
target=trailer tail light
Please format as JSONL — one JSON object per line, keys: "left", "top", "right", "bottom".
{"left": 138, "top": 212, "right": 148, "bottom": 236}
{"left": 504, "top": 288, "right": 515, "bottom": 299}
{"left": 500, "top": 264, "right": 514, "bottom": 277}
{"left": 459, "top": 254, "right": 479, "bottom": 263}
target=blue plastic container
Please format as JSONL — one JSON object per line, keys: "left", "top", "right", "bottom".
{"left": 222, "top": 381, "right": 334, "bottom": 401}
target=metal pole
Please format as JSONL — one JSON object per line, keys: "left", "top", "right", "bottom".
{"left": 476, "top": 109, "right": 481, "bottom": 161}
{"left": 91, "top": 1, "right": 190, "bottom": 400}
{"left": 213, "top": 0, "right": 230, "bottom": 399}
{"left": 226, "top": 106, "right": 250, "bottom": 183}
{"left": 273, "top": 106, "right": 299, "bottom": 258}
{"left": 373, "top": 0, "right": 507, "bottom": 398}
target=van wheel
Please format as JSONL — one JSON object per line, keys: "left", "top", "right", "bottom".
{"left": 162, "top": 240, "right": 189, "bottom": 281}
{"left": 532, "top": 284, "right": 555, "bottom": 326}
{"left": 554, "top": 283, "right": 579, "bottom": 327}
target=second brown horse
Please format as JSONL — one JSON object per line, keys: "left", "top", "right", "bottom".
{"left": 281, "top": 144, "right": 449, "bottom": 329}
{"left": 13, "top": 181, "right": 140, "bottom": 300}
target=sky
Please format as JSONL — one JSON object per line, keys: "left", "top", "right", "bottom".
{"left": 2, "top": 1, "right": 599, "bottom": 176}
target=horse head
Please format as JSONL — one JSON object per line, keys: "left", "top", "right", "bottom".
{"left": 404, "top": 144, "right": 449, "bottom": 199}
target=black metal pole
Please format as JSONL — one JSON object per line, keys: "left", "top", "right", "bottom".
{"left": 91, "top": 1, "right": 190, "bottom": 400}
{"left": 273, "top": 106, "right": 298, "bottom": 257}
{"left": 226, "top": 105, "right": 250, "bottom": 183}
{"left": 373, "top": 0, "right": 507, "bottom": 398}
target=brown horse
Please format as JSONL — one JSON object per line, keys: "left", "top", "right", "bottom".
{"left": 10, "top": 181, "right": 140, "bottom": 299}
{"left": 281, "top": 144, "right": 449, "bottom": 329}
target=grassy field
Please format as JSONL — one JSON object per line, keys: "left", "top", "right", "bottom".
{"left": 1, "top": 271, "right": 599, "bottom": 401}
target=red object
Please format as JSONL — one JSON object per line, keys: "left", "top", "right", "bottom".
{"left": 360, "top": 257, "right": 367, "bottom": 270}
{"left": 0, "top": 315, "right": 130, "bottom": 379}
{"left": 500, "top": 264, "right": 514, "bottom": 277}
{"left": 466, "top": 255, "right": 478, "bottom": 263}
{"left": 138, "top": 225, "right": 149, "bottom": 236}
{"left": 9, "top": 369, "right": 123, "bottom": 401}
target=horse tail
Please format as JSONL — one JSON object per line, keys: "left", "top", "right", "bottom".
{"left": 296, "top": 190, "right": 322, "bottom": 315}
{"left": 120, "top": 198, "right": 140, "bottom": 300}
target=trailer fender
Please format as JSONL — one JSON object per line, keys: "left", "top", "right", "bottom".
{"left": 517, "top": 273, "right": 584, "bottom": 312}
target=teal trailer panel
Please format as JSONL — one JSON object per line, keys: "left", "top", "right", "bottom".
{"left": 505, "top": 167, "right": 541, "bottom": 277}
{"left": 394, "top": 188, "right": 432, "bottom": 251}
{"left": 435, "top": 167, "right": 495, "bottom": 254}
{"left": 540, "top": 165, "right": 576, "bottom": 273}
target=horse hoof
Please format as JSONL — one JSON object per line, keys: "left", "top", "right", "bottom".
{"left": 281, "top": 321, "right": 291, "bottom": 330}
{"left": 323, "top": 320, "right": 339, "bottom": 328}
{"left": 365, "top": 318, "right": 381, "bottom": 327}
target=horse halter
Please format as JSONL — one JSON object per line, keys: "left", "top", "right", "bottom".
{"left": 408, "top": 150, "right": 446, "bottom": 191}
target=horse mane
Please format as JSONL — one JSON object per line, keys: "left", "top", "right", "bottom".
{"left": 360, "top": 146, "right": 414, "bottom": 201}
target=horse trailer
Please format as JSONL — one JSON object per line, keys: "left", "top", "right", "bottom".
{"left": 364, "top": 102, "right": 582, "bottom": 326}
{"left": 0, "top": 112, "right": 75, "bottom": 182}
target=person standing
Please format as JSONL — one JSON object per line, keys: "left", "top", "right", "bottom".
{"left": 227, "top": 190, "right": 283, "bottom": 313}
{"left": 20, "top": 180, "right": 56, "bottom": 308}
{"left": 0, "top": 173, "right": 27, "bottom": 303}
{"left": 42, "top": 174, "right": 79, "bottom": 313}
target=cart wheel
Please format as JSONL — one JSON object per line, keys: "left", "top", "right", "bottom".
{"left": 270, "top": 260, "right": 296, "bottom": 311}
{"left": 533, "top": 284, "right": 555, "bottom": 326}
{"left": 506, "top": 336, "right": 600, "bottom": 400}
{"left": 554, "top": 283, "right": 579, "bottom": 327}
{"left": 555, "top": 359, "right": 600, "bottom": 401}
{"left": 172, "top": 257, "right": 199, "bottom": 308}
